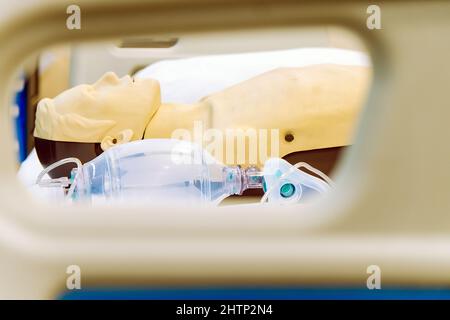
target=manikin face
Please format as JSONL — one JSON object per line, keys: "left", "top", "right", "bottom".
{"left": 34, "top": 72, "right": 161, "bottom": 148}
{"left": 34, "top": 72, "right": 161, "bottom": 178}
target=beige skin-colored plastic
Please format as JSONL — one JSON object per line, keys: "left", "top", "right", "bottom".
{"left": 34, "top": 72, "right": 161, "bottom": 147}
{"left": 145, "top": 65, "right": 371, "bottom": 166}
{"left": 0, "top": 0, "right": 449, "bottom": 298}
{"left": 35, "top": 64, "right": 370, "bottom": 167}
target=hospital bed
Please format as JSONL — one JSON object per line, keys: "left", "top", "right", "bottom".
{"left": 1, "top": 0, "right": 450, "bottom": 299}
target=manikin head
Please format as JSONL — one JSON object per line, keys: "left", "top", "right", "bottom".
{"left": 34, "top": 72, "right": 161, "bottom": 178}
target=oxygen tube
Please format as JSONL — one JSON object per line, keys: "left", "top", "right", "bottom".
{"left": 35, "top": 157, "right": 82, "bottom": 199}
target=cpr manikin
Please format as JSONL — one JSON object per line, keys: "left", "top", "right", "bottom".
{"left": 34, "top": 65, "right": 370, "bottom": 205}
{"left": 34, "top": 64, "right": 371, "bottom": 181}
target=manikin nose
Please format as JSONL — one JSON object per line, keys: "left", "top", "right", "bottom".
{"left": 93, "top": 72, "right": 121, "bottom": 87}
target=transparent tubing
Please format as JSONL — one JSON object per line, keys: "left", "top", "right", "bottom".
{"left": 212, "top": 165, "right": 263, "bottom": 205}
{"left": 35, "top": 157, "right": 83, "bottom": 199}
